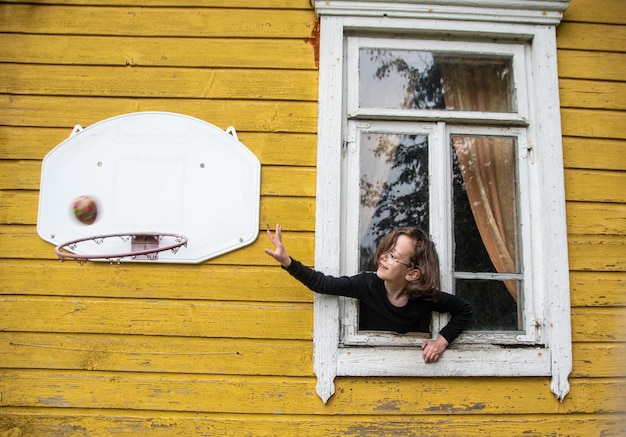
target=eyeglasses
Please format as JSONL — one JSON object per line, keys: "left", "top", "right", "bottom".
{"left": 382, "top": 251, "right": 412, "bottom": 268}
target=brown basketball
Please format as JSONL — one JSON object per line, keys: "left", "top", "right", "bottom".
{"left": 72, "top": 195, "right": 98, "bottom": 225}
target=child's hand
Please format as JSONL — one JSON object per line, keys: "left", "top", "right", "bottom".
{"left": 421, "top": 336, "right": 449, "bottom": 363}
{"left": 264, "top": 224, "right": 291, "bottom": 267}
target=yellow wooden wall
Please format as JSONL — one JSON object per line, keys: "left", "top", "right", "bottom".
{"left": 0, "top": 0, "right": 624, "bottom": 435}
{"left": 557, "top": 0, "right": 626, "bottom": 434}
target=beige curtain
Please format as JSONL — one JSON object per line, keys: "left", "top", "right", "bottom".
{"left": 438, "top": 61, "right": 519, "bottom": 300}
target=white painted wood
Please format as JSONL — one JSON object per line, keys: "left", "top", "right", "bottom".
{"left": 339, "top": 116, "right": 366, "bottom": 346}
{"left": 430, "top": 121, "right": 449, "bottom": 338}
{"left": 526, "top": 25, "right": 572, "bottom": 401}
{"left": 313, "top": 1, "right": 569, "bottom": 25}
{"left": 312, "top": 0, "right": 571, "bottom": 403}
{"left": 351, "top": 109, "right": 529, "bottom": 125}
{"left": 342, "top": 329, "right": 431, "bottom": 347}
{"left": 313, "top": 16, "right": 345, "bottom": 404}
{"left": 337, "top": 346, "right": 551, "bottom": 376}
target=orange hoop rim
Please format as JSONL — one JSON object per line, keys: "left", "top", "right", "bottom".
{"left": 54, "top": 232, "right": 188, "bottom": 263}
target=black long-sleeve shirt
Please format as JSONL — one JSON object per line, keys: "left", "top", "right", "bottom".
{"left": 285, "top": 258, "right": 473, "bottom": 344}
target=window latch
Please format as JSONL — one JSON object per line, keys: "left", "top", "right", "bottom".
{"left": 343, "top": 137, "right": 356, "bottom": 154}
{"left": 523, "top": 142, "right": 534, "bottom": 160}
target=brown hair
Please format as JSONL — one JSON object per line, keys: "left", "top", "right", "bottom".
{"left": 373, "top": 227, "right": 441, "bottom": 300}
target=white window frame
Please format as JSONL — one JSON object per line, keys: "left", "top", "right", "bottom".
{"left": 341, "top": 36, "right": 537, "bottom": 348}
{"left": 311, "top": 0, "right": 572, "bottom": 404}
{"left": 346, "top": 38, "right": 530, "bottom": 124}
{"left": 341, "top": 122, "right": 536, "bottom": 347}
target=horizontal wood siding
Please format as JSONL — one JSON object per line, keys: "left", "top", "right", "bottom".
{"left": 557, "top": 0, "right": 626, "bottom": 436}
{"left": 0, "top": 1, "right": 322, "bottom": 435}
{"left": 1, "top": 0, "right": 625, "bottom": 436}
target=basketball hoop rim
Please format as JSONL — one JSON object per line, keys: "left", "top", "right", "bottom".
{"left": 54, "top": 232, "right": 188, "bottom": 261}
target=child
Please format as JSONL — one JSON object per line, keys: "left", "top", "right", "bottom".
{"left": 264, "top": 224, "right": 473, "bottom": 363}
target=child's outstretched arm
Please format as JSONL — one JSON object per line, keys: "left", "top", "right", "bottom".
{"left": 264, "top": 224, "right": 292, "bottom": 267}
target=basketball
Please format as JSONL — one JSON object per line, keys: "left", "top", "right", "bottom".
{"left": 72, "top": 195, "right": 98, "bottom": 225}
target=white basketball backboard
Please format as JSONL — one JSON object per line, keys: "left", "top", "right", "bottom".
{"left": 37, "top": 112, "right": 261, "bottom": 263}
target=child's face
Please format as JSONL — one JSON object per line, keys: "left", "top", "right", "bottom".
{"left": 375, "top": 234, "right": 415, "bottom": 284}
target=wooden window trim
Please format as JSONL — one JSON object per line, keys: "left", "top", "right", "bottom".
{"left": 312, "top": 0, "right": 572, "bottom": 404}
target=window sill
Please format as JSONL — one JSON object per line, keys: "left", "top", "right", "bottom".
{"left": 336, "top": 345, "right": 551, "bottom": 377}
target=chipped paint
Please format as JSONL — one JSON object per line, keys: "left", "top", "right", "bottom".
{"left": 425, "top": 402, "right": 487, "bottom": 413}
{"left": 304, "top": 17, "right": 321, "bottom": 68}
{"left": 37, "top": 396, "right": 71, "bottom": 408}
{"left": 0, "top": 1, "right": 623, "bottom": 435}
{"left": 373, "top": 399, "right": 403, "bottom": 411}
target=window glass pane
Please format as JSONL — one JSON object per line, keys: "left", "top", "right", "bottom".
{"left": 452, "top": 135, "right": 522, "bottom": 332}
{"left": 359, "top": 49, "right": 515, "bottom": 112}
{"left": 452, "top": 135, "right": 520, "bottom": 274}
{"left": 455, "top": 278, "right": 521, "bottom": 331}
{"left": 359, "top": 132, "right": 429, "bottom": 271}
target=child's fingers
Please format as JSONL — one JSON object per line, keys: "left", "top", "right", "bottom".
{"left": 267, "top": 228, "right": 280, "bottom": 245}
